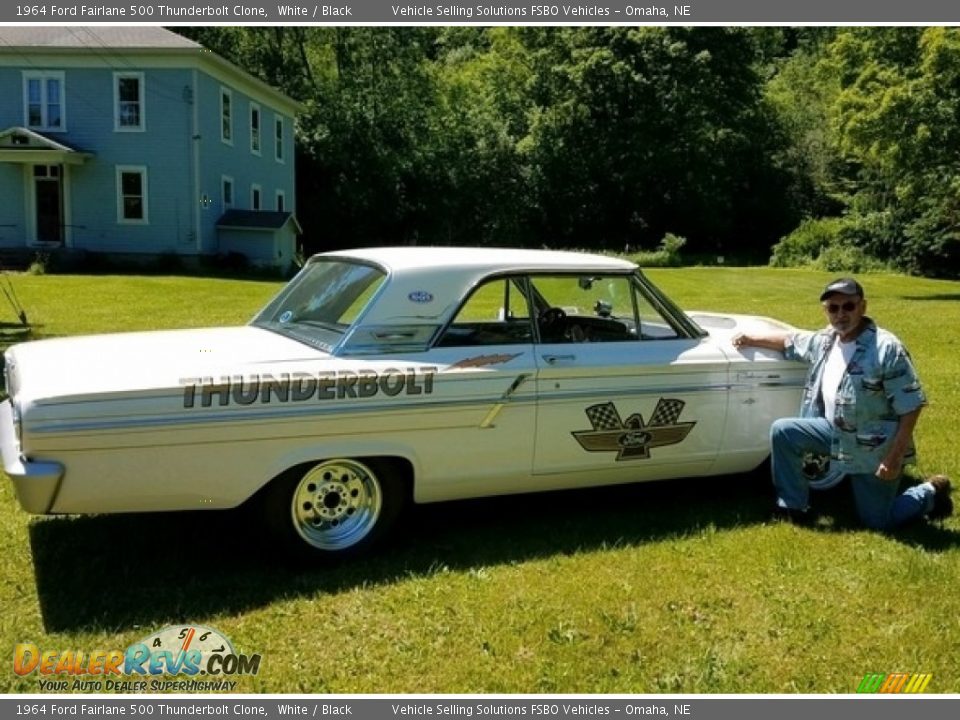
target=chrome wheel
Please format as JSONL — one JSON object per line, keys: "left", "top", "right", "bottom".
{"left": 290, "top": 459, "right": 383, "bottom": 551}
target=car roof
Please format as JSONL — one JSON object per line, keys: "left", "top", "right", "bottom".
{"left": 315, "top": 246, "right": 637, "bottom": 274}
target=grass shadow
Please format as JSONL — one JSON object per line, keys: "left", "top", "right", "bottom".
{"left": 29, "top": 473, "right": 774, "bottom": 634}
{"left": 29, "top": 471, "right": 959, "bottom": 634}
{"left": 790, "top": 478, "right": 960, "bottom": 550}
{"left": 900, "top": 294, "right": 960, "bottom": 302}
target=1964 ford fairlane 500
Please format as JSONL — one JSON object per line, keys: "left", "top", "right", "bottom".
{"left": 2, "top": 247, "right": 826, "bottom": 560}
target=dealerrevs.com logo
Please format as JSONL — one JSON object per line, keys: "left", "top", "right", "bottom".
{"left": 14, "top": 625, "right": 261, "bottom": 692}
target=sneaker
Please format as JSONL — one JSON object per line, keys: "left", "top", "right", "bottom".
{"left": 928, "top": 475, "right": 953, "bottom": 521}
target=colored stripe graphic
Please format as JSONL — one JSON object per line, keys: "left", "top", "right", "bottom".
{"left": 857, "top": 673, "right": 932, "bottom": 693}
{"left": 905, "top": 674, "right": 933, "bottom": 693}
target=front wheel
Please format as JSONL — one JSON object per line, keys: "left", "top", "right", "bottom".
{"left": 263, "top": 458, "right": 406, "bottom": 562}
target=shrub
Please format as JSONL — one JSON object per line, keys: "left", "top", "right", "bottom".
{"left": 770, "top": 217, "right": 844, "bottom": 267}
{"left": 629, "top": 233, "right": 687, "bottom": 267}
{"left": 813, "top": 244, "right": 888, "bottom": 273}
{"left": 771, "top": 216, "right": 890, "bottom": 272}
{"left": 27, "top": 252, "right": 48, "bottom": 276}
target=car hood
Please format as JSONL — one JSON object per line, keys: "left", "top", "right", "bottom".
{"left": 687, "top": 311, "right": 797, "bottom": 339}
{"left": 6, "top": 326, "right": 326, "bottom": 405}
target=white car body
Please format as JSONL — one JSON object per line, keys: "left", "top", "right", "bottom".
{"left": 2, "top": 247, "right": 812, "bottom": 559}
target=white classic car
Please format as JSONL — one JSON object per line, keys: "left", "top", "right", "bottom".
{"left": 2, "top": 247, "right": 827, "bottom": 561}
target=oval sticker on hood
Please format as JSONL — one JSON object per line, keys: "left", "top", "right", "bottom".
{"left": 408, "top": 291, "right": 434, "bottom": 303}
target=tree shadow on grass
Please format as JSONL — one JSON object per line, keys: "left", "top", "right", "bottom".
{"left": 28, "top": 471, "right": 958, "bottom": 633}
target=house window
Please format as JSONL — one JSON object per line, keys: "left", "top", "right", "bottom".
{"left": 222, "top": 176, "right": 234, "bottom": 212}
{"left": 114, "top": 72, "right": 145, "bottom": 131}
{"left": 116, "top": 166, "right": 148, "bottom": 224}
{"left": 276, "top": 190, "right": 285, "bottom": 212}
{"left": 251, "top": 184, "right": 262, "bottom": 211}
{"left": 23, "top": 71, "right": 65, "bottom": 131}
{"left": 250, "top": 103, "right": 261, "bottom": 155}
{"left": 221, "top": 88, "right": 233, "bottom": 144}
{"left": 275, "top": 117, "right": 284, "bottom": 163}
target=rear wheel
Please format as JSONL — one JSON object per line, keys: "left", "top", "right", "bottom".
{"left": 263, "top": 458, "right": 406, "bottom": 562}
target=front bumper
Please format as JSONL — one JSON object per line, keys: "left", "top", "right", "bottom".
{"left": 1, "top": 399, "right": 64, "bottom": 513}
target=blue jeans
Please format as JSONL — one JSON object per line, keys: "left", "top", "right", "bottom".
{"left": 770, "top": 416, "right": 935, "bottom": 530}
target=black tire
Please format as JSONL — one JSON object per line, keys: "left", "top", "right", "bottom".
{"left": 262, "top": 457, "right": 407, "bottom": 562}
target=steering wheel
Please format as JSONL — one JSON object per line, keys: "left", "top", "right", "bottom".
{"left": 539, "top": 307, "right": 566, "bottom": 326}
{"left": 539, "top": 306, "right": 588, "bottom": 343}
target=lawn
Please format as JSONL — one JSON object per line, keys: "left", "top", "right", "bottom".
{"left": 0, "top": 266, "right": 958, "bottom": 694}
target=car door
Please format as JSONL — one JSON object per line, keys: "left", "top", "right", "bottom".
{"left": 410, "top": 274, "right": 539, "bottom": 502}
{"left": 531, "top": 273, "right": 730, "bottom": 485}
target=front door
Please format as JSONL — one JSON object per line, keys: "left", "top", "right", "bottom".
{"left": 33, "top": 165, "right": 63, "bottom": 244}
{"left": 531, "top": 273, "right": 730, "bottom": 483}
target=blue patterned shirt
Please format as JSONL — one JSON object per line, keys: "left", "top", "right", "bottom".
{"left": 785, "top": 318, "right": 926, "bottom": 474}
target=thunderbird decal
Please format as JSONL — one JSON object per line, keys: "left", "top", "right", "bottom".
{"left": 572, "top": 399, "right": 696, "bottom": 461}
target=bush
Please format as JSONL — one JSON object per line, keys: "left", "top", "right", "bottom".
{"left": 771, "top": 216, "right": 889, "bottom": 272}
{"left": 629, "top": 233, "right": 687, "bottom": 267}
{"left": 27, "top": 252, "right": 48, "bottom": 276}
{"left": 813, "top": 244, "right": 887, "bottom": 273}
{"left": 770, "top": 217, "right": 844, "bottom": 267}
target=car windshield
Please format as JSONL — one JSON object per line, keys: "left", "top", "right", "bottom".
{"left": 251, "top": 259, "right": 387, "bottom": 350}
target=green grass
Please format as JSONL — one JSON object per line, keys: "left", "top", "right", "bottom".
{"left": 1, "top": 267, "right": 958, "bottom": 694}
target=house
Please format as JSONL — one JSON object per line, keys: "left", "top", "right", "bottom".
{"left": 0, "top": 27, "right": 302, "bottom": 270}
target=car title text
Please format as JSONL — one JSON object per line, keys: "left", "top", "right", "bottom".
{"left": 180, "top": 368, "right": 439, "bottom": 408}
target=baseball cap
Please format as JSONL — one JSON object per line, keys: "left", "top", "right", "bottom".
{"left": 819, "top": 277, "right": 865, "bottom": 301}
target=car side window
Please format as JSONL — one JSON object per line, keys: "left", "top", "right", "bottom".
{"left": 436, "top": 277, "right": 534, "bottom": 347}
{"left": 633, "top": 282, "right": 680, "bottom": 340}
{"left": 529, "top": 274, "right": 640, "bottom": 344}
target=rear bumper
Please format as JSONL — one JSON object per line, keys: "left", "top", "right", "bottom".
{"left": 1, "top": 399, "right": 64, "bottom": 514}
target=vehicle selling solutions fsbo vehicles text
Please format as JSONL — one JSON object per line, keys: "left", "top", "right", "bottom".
{"left": 388, "top": 5, "right": 691, "bottom": 18}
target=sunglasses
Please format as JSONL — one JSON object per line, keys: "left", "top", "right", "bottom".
{"left": 824, "top": 300, "right": 859, "bottom": 314}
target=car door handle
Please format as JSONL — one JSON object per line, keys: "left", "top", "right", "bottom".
{"left": 542, "top": 354, "right": 576, "bottom": 365}
{"left": 737, "top": 371, "right": 781, "bottom": 380}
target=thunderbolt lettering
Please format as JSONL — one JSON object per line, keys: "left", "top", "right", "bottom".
{"left": 180, "top": 368, "right": 439, "bottom": 408}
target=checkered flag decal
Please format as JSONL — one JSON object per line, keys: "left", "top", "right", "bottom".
{"left": 649, "top": 398, "right": 685, "bottom": 426}
{"left": 585, "top": 402, "right": 624, "bottom": 431}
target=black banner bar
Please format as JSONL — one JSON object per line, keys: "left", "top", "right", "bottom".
{"left": 3, "top": 1, "right": 960, "bottom": 24}
{"left": 2, "top": 698, "right": 960, "bottom": 720}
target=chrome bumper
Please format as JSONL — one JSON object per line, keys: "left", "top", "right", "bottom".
{"left": 1, "top": 399, "right": 64, "bottom": 514}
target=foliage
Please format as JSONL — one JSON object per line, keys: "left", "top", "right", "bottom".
{"left": 767, "top": 28, "right": 960, "bottom": 276}
{"left": 174, "top": 27, "right": 960, "bottom": 277}
{"left": 177, "top": 27, "right": 792, "bottom": 259}
{"left": 26, "top": 253, "right": 48, "bottom": 276}
{"left": 630, "top": 232, "right": 688, "bottom": 267}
